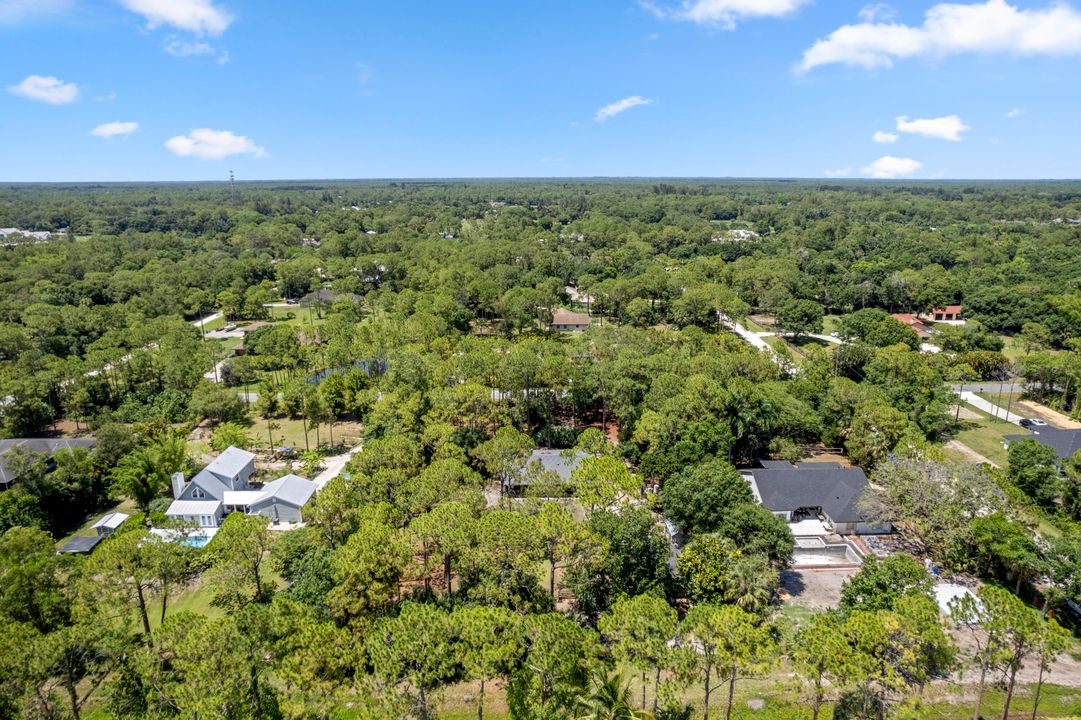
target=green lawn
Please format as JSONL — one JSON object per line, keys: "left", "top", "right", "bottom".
{"left": 951, "top": 407, "right": 1020, "bottom": 466}
{"left": 1001, "top": 334, "right": 1027, "bottom": 361}
{"left": 249, "top": 415, "right": 363, "bottom": 453}
{"left": 55, "top": 498, "right": 139, "bottom": 550}
{"left": 195, "top": 315, "right": 226, "bottom": 333}
{"left": 975, "top": 390, "right": 1026, "bottom": 417}
{"left": 822, "top": 314, "right": 843, "bottom": 336}
{"left": 744, "top": 316, "right": 771, "bottom": 333}
{"left": 430, "top": 676, "right": 1081, "bottom": 720}
{"left": 148, "top": 580, "right": 222, "bottom": 630}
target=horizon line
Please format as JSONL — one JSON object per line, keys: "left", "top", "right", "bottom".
{"left": 3, "top": 176, "right": 1081, "bottom": 185}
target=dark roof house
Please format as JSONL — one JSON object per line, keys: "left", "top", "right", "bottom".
{"left": 0, "top": 437, "right": 96, "bottom": 489}
{"left": 1004, "top": 428, "right": 1081, "bottom": 463}
{"left": 299, "top": 289, "right": 362, "bottom": 306}
{"left": 746, "top": 461, "right": 890, "bottom": 535}
{"left": 505, "top": 449, "right": 588, "bottom": 494}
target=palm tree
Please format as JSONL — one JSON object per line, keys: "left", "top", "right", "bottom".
{"left": 724, "top": 554, "right": 776, "bottom": 615}
{"left": 110, "top": 447, "right": 169, "bottom": 517}
{"left": 576, "top": 672, "right": 651, "bottom": 720}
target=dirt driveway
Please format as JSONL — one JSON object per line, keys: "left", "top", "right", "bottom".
{"left": 1016, "top": 400, "right": 1081, "bottom": 429}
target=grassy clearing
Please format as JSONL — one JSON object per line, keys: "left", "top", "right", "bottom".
{"left": 267, "top": 304, "right": 332, "bottom": 329}
{"left": 426, "top": 675, "right": 1081, "bottom": 720}
{"left": 744, "top": 316, "right": 771, "bottom": 333}
{"left": 951, "top": 407, "right": 1018, "bottom": 467}
{"left": 1001, "top": 334, "right": 1028, "bottom": 361}
{"left": 194, "top": 315, "right": 226, "bottom": 333}
{"left": 822, "top": 314, "right": 843, "bottom": 336}
{"left": 55, "top": 498, "right": 139, "bottom": 549}
{"left": 248, "top": 415, "right": 364, "bottom": 452}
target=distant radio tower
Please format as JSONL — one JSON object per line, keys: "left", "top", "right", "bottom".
{"left": 229, "top": 170, "right": 237, "bottom": 203}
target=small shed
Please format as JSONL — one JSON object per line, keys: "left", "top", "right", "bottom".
{"left": 91, "top": 512, "right": 130, "bottom": 537}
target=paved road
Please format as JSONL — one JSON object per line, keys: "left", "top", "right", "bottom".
{"left": 950, "top": 381, "right": 1022, "bottom": 394}
{"left": 956, "top": 390, "right": 1025, "bottom": 424}
{"left": 312, "top": 444, "right": 364, "bottom": 490}
{"left": 203, "top": 358, "right": 229, "bottom": 384}
{"left": 719, "top": 315, "right": 776, "bottom": 354}
{"left": 193, "top": 311, "right": 223, "bottom": 330}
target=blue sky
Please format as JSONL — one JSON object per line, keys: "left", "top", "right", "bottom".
{"left": 2, "top": 0, "right": 1081, "bottom": 180}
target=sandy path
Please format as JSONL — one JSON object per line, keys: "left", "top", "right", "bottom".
{"left": 944, "top": 439, "right": 1000, "bottom": 467}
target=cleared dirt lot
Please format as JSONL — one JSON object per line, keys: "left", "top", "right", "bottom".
{"left": 779, "top": 568, "right": 858, "bottom": 609}
{"left": 1016, "top": 399, "right": 1081, "bottom": 429}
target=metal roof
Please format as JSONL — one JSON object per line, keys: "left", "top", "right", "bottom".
{"left": 522, "top": 449, "right": 587, "bottom": 482}
{"left": 91, "top": 512, "right": 129, "bottom": 530}
{"left": 223, "top": 490, "right": 266, "bottom": 506}
{"left": 186, "top": 469, "right": 229, "bottom": 500}
{"left": 206, "top": 446, "right": 255, "bottom": 480}
{"left": 165, "top": 500, "right": 223, "bottom": 516}
{"left": 250, "top": 474, "right": 316, "bottom": 508}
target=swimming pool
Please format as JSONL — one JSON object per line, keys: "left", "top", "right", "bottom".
{"left": 184, "top": 535, "right": 211, "bottom": 548}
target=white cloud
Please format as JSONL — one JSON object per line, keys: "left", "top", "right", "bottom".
{"left": 164, "top": 36, "right": 229, "bottom": 63}
{"left": 7, "top": 75, "right": 80, "bottom": 104}
{"left": 165, "top": 129, "right": 267, "bottom": 160}
{"left": 824, "top": 167, "right": 853, "bottom": 177}
{"left": 90, "top": 121, "right": 139, "bottom": 138}
{"left": 119, "top": 0, "right": 232, "bottom": 36}
{"left": 643, "top": 0, "right": 808, "bottom": 29}
{"left": 0, "top": 0, "right": 72, "bottom": 25}
{"left": 1007, "top": 107, "right": 1025, "bottom": 117}
{"left": 861, "top": 155, "right": 923, "bottom": 178}
{"left": 858, "top": 3, "right": 897, "bottom": 23}
{"left": 595, "top": 96, "right": 655, "bottom": 122}
{"left": 799, "top": 0, "right": 1081, "bottom": 72}
{"left": 896, "top": 114, "right": 969, "bottom": 141}
{"left": 873, "top": 130, "right": 899, "bottom": 144}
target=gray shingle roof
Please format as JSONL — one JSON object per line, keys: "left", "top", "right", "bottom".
{"left": 250, "top": 474, "right": 316, "bottom": 509}
{"left": 1005, "top": 429, "right": 1081, "bottom": 462}
{"left": 750, "top": 461, "right": 874, "bottom": 524}
{"left": 0, "top": 437, "right": 95, "bottom": 484}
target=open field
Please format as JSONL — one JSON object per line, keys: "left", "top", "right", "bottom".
{"left": 947, "top": 404, "right": 1020, "bottom": 467}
